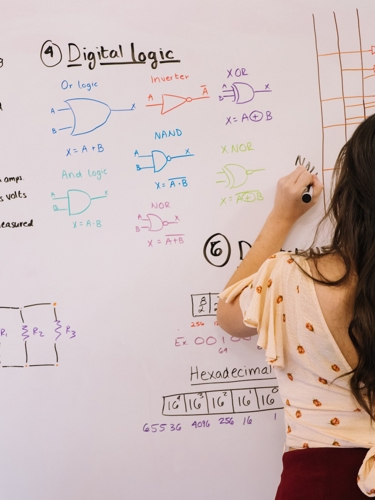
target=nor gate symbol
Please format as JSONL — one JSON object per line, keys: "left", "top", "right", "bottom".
{"left": 136, "top": 213, "right": 179, "bottom": 232}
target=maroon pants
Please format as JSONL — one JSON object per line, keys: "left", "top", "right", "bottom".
{"left": 275, "top": 447, "right": 369, "bottom": 499}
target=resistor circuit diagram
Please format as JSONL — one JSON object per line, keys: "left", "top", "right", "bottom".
{"left": 0, "top": 302, "right": 76, "bottom": 368}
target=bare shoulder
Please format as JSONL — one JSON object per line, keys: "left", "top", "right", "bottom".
{"left": 306, "top": 253, "right": 349, "bottom": 283}
{"left": 306, "top": 253, "right": 357, "bottom": 309}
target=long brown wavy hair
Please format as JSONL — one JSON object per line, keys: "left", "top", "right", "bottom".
{"left": 303, "top": 113, "right": 375, "bottom": 419}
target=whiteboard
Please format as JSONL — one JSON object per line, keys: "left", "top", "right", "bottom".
{"left": 0, "top": 1, "right": 373, "bottom": 498}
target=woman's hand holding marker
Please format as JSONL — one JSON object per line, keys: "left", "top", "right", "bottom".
{"left": 302, "top": 184, "right": 314, "bottom": 203}
{"left": 272, "top": 165, "right": 323, "bottom": 224}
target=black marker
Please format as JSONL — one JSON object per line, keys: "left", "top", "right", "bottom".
{"left": 295, "top": 155, "right": 318, "bottom": 202}
{"left": 302, "top": 185, "right": 313, "bottom": 203}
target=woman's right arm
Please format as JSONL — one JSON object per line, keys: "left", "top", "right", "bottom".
{"left": 217, "top": 166, "right": 323, "bottom": 337}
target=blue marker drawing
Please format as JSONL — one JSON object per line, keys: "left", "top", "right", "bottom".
{"left": 219, "top": 82, "right": 271, "bottom": 105}
{"left": 57, "top": 98, "right": 135, "bottom": 136}
{"left": 52, "top": 189, "right": 108, "bottom": 216}
{"left": 135, "top": 149, "right": 193, "bottom": 173}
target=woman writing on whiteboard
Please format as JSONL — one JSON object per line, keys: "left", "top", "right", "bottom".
{"left": 217, "top": 114, "right": 375, "bottom": 499}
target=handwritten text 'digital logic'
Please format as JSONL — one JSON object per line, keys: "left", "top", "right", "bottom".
{"left": 40, "top": 41, "right": 181, "bottom": 70}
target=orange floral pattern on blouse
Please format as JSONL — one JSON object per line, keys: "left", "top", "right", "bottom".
{"left": 229, "top": 251, "right": 375, "bottom": 493}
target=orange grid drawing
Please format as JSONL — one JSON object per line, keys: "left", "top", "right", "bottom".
{"left": 312, "top": 9, "right": 375, "bottom": 209}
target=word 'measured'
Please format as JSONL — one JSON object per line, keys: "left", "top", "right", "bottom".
{"left": 0, "top": 219, "right": 33, "bottom": 228}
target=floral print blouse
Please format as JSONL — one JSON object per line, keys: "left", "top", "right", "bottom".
{"left": 220, "top": 252, "right": 375, "bottom": 497}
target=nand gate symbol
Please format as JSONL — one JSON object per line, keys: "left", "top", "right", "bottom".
{"left": 0, "top": 219, "right": 33, "bottom": 229}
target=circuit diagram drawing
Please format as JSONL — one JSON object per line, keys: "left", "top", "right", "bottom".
{"left": 216, "top": 164, "right": 265, "bottom": 189}
{"left": 136, "top": 213, "right": 180, "bottom": 232}
{"left": 135, "top": 149, "right": 194, "bottom": 173}
{"left": 219, "top": 82, "right": 272, "bottom": 104}
{"left": 313, "top": 9, "right": 375, "bottom": 208}
{"left": 52, "top": 189, "right": 108, "bottom": 216}
{"left": 146, "top": 90, "right": 210, "bottom": 115}
{"left": 0, "top": 302, "right": 71, "bottom": 368}
{"left": 55, "top": 98, "right": 135, "bottom": 135}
